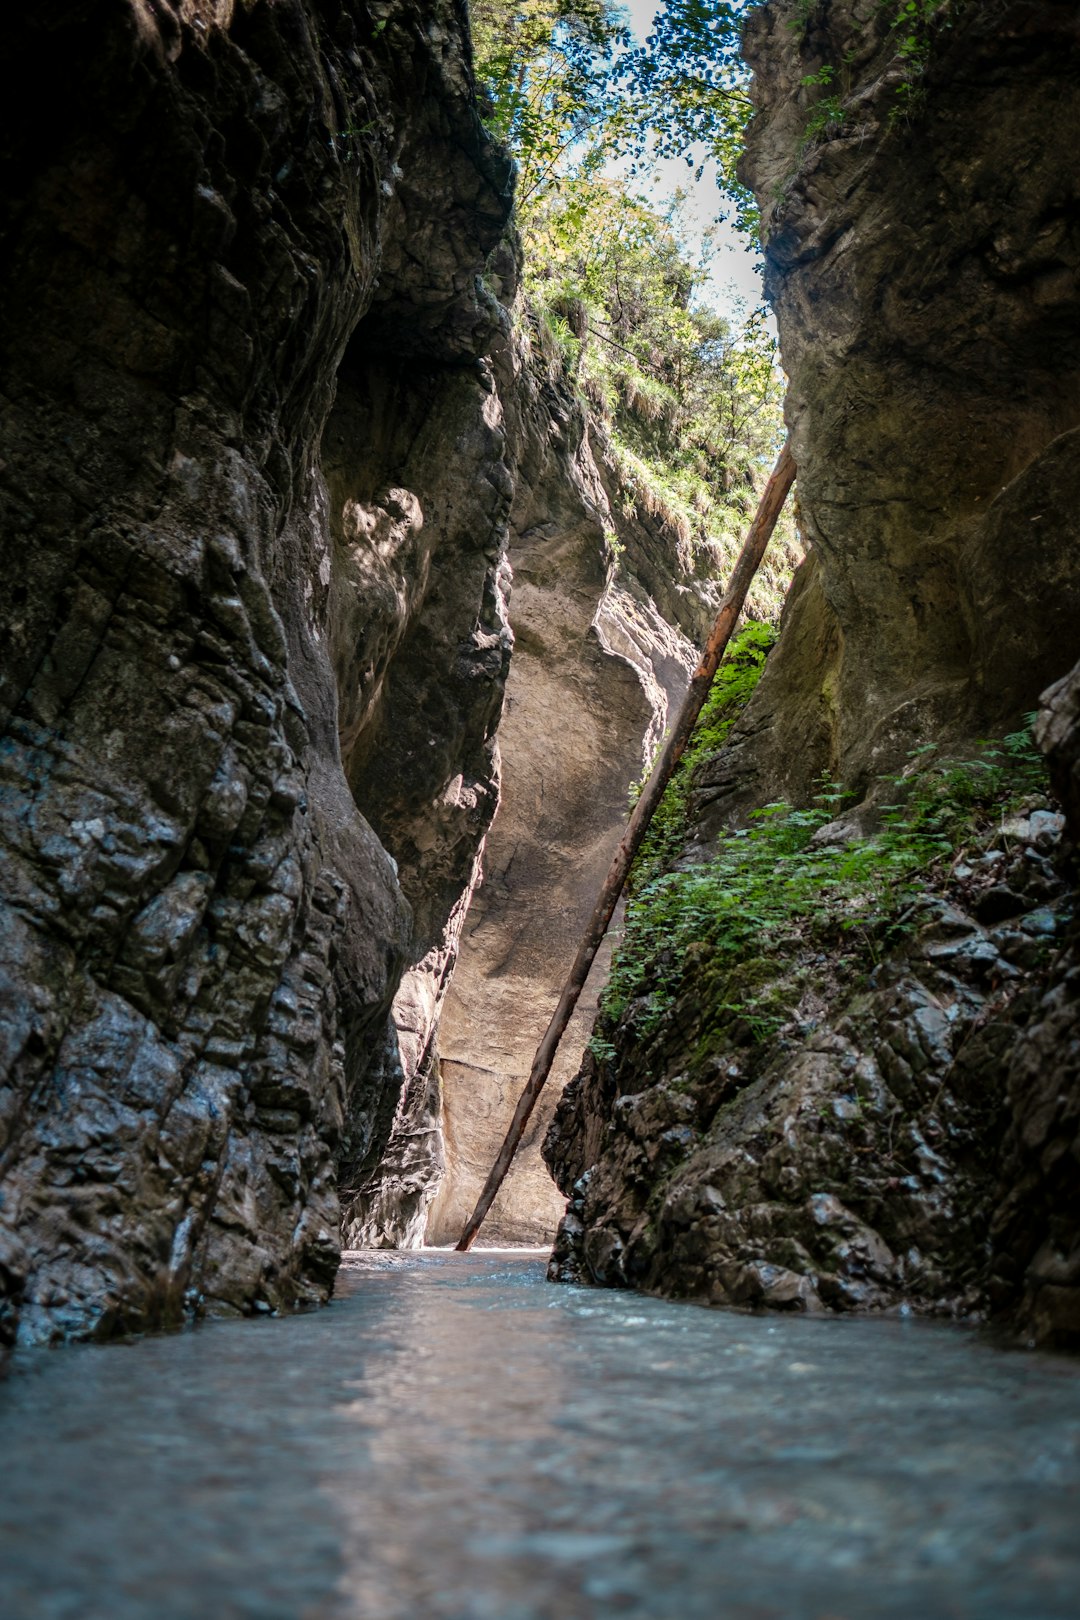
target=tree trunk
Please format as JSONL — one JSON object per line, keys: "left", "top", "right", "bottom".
{"left": 455, "top": 439, "right": 797, "bottom": 1251}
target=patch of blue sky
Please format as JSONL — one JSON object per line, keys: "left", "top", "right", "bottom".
{"left": 612, "top": 0, "right": 768, "bottom": 325}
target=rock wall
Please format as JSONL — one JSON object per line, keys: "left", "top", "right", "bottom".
{"left": 694, "top": 0, "right": 1080, "bottom": 834}
{"left": 329, "top": 340, "right": 516, "bottom": 1250}
{"left": 0, "top": 0, "right": 513, "bottom": 1345}
{"left": 426, "top": 320, "right": 724, "bottom": 1247}
{"left": 547, "top": 791, "right": 1074, "bottom": 1325}
{"left": 545, "top": 0, "right": 1080, "bottom": 1346}
{"left": 991, "top": 662, "right": 1080, "bottom": 1345}
{"left": 351, "top": 309, "right": 731, "bottom": 1249}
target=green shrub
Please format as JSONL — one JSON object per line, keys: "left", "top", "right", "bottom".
{"left": 599, "top": 724, "right": 1049, "bottom": 1047}
{"left": 631, "top": 619, "right": 778, "bottom": 893}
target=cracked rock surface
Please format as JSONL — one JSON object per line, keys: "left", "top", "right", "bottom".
{"left": 0, "top": 0, "right": 512, "bottom": 1344}
{"left": 547, "top": 801, "right": 1074, "bottom": 1334}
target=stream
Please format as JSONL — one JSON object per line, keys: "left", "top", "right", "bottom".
{"left": 2, "top": 1251, "right": 1079, "bottom": 1620}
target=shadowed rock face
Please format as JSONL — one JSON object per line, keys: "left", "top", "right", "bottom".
{"left": 990, "top": 661, "right": 1080, "bottom": 1346}
{"left": 544, "top": 0, "right": 1080, "bottom": 1346}
{"left": 0, "top": 0, "right": 513, "bottom": 1344}
{"left": 693, "top": 0, "right": 1080, "bottom": 832}
{"left": 332, "top": 345, "right": 516, "bottom": 1250}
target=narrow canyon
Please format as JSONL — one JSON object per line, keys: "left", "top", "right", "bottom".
{"left": 3, "top": 2, "right": 1080, "bottom": 1615}
{"left": 3, "top": 0, "right": 1077, "bottom": 1352}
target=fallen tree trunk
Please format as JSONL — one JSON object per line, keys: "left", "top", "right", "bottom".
{"left": 456, "top": 438, "right": 797, "bottom": 1252}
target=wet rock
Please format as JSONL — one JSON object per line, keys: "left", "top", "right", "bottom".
{"left": 543, "top": 0, "right": 1080, "bottom": 1348}
{"left": 545, "top": 756, "right": 1072, "bottom": 1331}
{"left": 990, "top": 657, "right": 1080, "bottom": 1347}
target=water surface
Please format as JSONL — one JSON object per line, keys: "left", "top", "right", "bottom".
{"left": 2, "top": 1252, "right": 1079, "bottom": 1619}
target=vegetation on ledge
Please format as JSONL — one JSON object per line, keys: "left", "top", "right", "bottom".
{"left": 597, "top": 724, "right": 1054, "bottom": 1054}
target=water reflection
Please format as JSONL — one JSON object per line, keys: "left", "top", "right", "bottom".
{"left": 1, "top": 1252, "right": 1079, "bottom": 1619}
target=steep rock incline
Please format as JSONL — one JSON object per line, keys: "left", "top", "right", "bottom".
{"left": 544, "top": 0, "right": 1080, "bottom": 1346}
{"left": 426, "top": 321, "right": 722, "bottom": 1247}
{"left": 0, "top": 0, "right": 512, "bottom": 1344}
{"left": 351, "top": 310, "right": 727, "bottom": 1248}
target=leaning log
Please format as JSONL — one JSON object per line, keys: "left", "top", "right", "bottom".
{"left": 456, "top": 438, "right": 797, "bottom": 1251}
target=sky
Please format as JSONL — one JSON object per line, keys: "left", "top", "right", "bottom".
{"left": 617, "top": 0, "right": 766, "bottom": 321}
{"left": 641, "top": 153, "right": 764, "bottom": 317}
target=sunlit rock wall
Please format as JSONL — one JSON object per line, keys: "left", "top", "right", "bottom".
{"left": 351, "top": 309, "right": 731, "bottom": 1249}
{"left": 424, "top": 319, "right": 725, "bottom": 1247}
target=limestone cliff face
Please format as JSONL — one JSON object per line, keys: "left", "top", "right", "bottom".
{"left": 352, "top": 308, "right": 729, "bottom": 1249}
{"left": 427, "top": 318, "right": 726, "bottom": 1247}
{"left": 545, "top": 0, "right": 1080, "bottom": 1345}
{"left": 0, "top": 0, "right": 513, "bottom": 1344}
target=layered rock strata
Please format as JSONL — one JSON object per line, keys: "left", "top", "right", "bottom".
{"left": 545, "top": 0, "right": 1080, "bottom": 1345}
{"left": 426, "top": 322, "right": 724, "bottom": 1246}
{"left": 0, "top": 0, "right": 512, "bottom": 1344}
{"left": 356, "top": 311, "right": 734, "bottom": 1248}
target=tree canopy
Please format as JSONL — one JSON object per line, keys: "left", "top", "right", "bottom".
{"left": 470, "top": 0, "right": 756, "bottom": 214}
{"left": 471, "top": 0, "right": 793, "bottom": 604}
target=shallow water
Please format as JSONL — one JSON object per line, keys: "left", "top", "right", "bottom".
{"left": 2, "top": 1252, "right": 1080, "bottom": 1620}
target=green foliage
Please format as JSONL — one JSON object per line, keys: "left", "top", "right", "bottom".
{"left": 470, "top": 0, "right": 628, "bottom": 205}
{"left": 801, "top": 92, "right": 847, "bottom": 143}
{"left": 887, "top": 0, "right": 955, "bottom": 60}
{"left": 471, "top": 2, "right": 797, "bottom": 635}
{"left": 599, "top": 726, "right": 1049, "bottom": 1045}
{"left": 882, "top": 0, "right": 968, "bottom": 123}
{"left": 521, "top": 174, "right": 793, "bottom": 591}
{"left": 631, "top": 620, "right": 778, "bottom": 893}
{"left": 469, "top": 1, "right": 762, "bottom": 224}
{"left": 798, "top": 61, "right": 849, "bottom": 144}
{"left": 470, "top": 5, "right": 793, "bottom": 598}
{"left": 616, "top": 1, "right": 760, "bottom": 234}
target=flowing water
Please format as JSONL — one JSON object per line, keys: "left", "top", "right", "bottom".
{"left": 2, "top": 1251, "right": 1079, "bottom": 1620}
